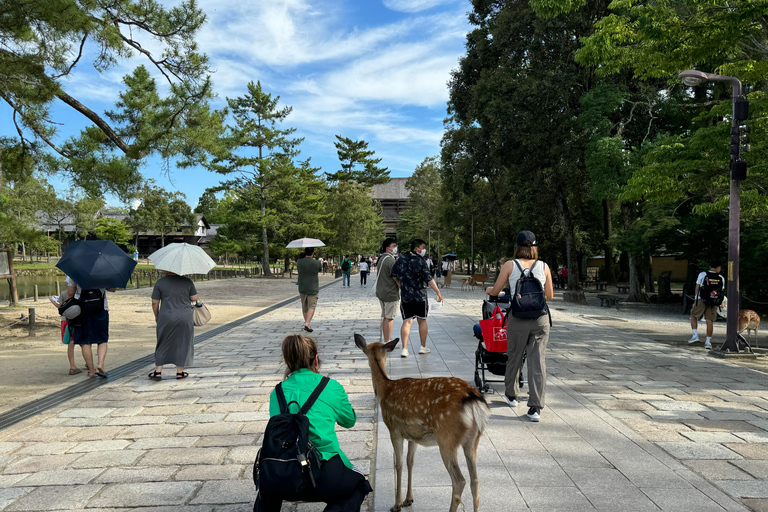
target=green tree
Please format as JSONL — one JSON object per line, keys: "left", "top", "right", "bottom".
{"left": 128, "top": 184, "right": 194, "bottom": 248}
{"left": 325, "top": 181, "right": 385, "bottom": 256}
{"left": 94, "top": 218, "right": 132, "bottom": 247}
{"left": 326, "top": 136, "right": 390, "bottom": 186}
{"left": 1, "top": 0, "right": 218, "bottom": 197}
{"left": 208, "top": 81, "right": 303, "bottom": 276}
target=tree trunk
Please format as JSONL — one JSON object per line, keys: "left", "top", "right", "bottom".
{"left": 558, "top": 196, "right": 581, "bottom": 290}
{"left": 261, "top": 196, "right": 271, "bottom": 276}
{"left": 621, "top": 201, "right": 647, "bottom": 302}
{"left": 602, "top": 199, "right": 616, "bottom": 284}
{"left": 161, "top": 232, "right": 165, "bottom": 248}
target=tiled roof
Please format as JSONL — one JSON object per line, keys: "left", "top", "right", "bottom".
{"left": 372, "top": 178, "right": 410, "bottom": 201}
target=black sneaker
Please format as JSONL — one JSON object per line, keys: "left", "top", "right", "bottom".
{"left": 527, "top": 407, "right": 540, "bottom": 422}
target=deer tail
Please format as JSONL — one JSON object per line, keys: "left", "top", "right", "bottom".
{"left": 462, "top": 391, "right": 490, "bottom": 434}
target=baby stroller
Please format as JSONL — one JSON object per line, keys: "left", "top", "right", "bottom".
{"left": 473, "top": 295, "right": 525, "bottom": 393}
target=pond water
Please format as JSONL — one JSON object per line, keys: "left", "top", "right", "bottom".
{"left": 1, "top": 275, "right": 68, "bottom": 302}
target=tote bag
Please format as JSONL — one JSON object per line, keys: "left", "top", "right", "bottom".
{"left": 193, "top": 303, "right": 211, "bottom": 326}
{"left": 478, "top": 305, "right": 507, "bottom": 352}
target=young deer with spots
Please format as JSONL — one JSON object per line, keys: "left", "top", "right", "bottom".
{"left": 354, "top": 334, "right": 490, "bottom": 512}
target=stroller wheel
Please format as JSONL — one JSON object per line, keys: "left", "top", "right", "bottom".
{"left": 474, "top": 371, "right": 483, "bottom": 391}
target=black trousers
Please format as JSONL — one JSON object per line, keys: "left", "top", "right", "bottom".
{"left": 360, "top": 271, "right": 368, "bottom": 285}
{"left": 254, "top": 455, "right": 372, "bottom": 512}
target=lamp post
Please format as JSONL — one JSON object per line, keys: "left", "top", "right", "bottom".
{"left": 679, "top": 70, "right": 749, "bottom": 353}
{"left": 458, "top": 212, "right": 475, "bottom": 275}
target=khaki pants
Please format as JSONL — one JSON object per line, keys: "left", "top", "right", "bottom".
{"left": 505, "top": 315, "right": 550, "bottom": 409}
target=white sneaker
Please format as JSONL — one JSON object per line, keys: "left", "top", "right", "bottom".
{"left": 401, "top": 349, "right": 409, "bottom": 358}
{"left": 687, "top": 335, "right": 700, "bottom": 344}
{"left": 527, "top": 407, "right": 540, "bottom": 422}
{"left": 502, "top": 395, "right": 518, "bottom": 407}
{"left": 418, "top": 346, "right": 431, "bottom": 354}
{"left": 704, "top": 341, "right": 712, "bottom": 350}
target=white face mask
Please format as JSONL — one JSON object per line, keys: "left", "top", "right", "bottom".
{"left": 390, "top": 246, "right": 398, "bottom": 255}
{"left": 419, "top": 249, "right": 427, "bottom": 257}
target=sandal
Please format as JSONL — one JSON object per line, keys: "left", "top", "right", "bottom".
{"left": 176, "top": 372, "right": 189, "bottom": 379}
{"left": 95, "top": 368, "right": 108, "bottom": 378}
{"left": 69, "top": 368, "right": 83, "bottom": 375}
{"left": 148, "top": 370, "right": 162, "bottom": 381}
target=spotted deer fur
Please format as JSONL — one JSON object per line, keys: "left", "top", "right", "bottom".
{"left": 739, "top": 309, "right": 761, "bottom": 346}
{"left": 354, "top": 334, "right": 490, "bottom": 512}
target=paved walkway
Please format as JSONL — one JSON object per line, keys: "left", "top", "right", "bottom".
{"left": 1, "top": 274, "right": 768, "bottom": 511}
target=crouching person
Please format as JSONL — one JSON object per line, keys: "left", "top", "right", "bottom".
{"left": 254, "top": 334, "right": 372, "bottom": 512}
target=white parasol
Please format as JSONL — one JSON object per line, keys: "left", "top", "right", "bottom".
{"left": 149, "top": 243, "right": 216, "bottom": 275}
{"left": 286, "top": 238, "right": 326, "bottom": 249}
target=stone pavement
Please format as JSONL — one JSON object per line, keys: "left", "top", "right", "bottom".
{"left": 2, "top": 273, "right": 768, "bottom": 512}
{"left": 0, "top": 279, "right": 380, "bottom": 512}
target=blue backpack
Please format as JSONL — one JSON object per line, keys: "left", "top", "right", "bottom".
{"left": 510, "top": 260, "right": 548, "bottom": 320}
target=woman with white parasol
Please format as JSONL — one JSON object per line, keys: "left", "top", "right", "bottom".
{"left": 148, "top": 243, "right": 214, "bottom": 380}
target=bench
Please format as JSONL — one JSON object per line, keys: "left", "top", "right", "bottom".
{"left": 617, "top": 284, "right": 629, "bottom": 294}
{"left": 598, "top": 293, "right": 623, "bottom": 307}
{"left": 595, "top": 282, "right": 608, "bottom": 291}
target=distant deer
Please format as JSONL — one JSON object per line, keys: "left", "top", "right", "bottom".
{"left": 739, "top": 309, "right": 761, "bottom": 347}
{"left": 354, "top": 334, "right": 490, "bottom": 512}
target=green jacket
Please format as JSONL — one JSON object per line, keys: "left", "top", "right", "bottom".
{"left": 268, "top": 369, "right": 356, "bottom": 469}
{"left": 341, "top": 259, "right": 352, "bottom": 273}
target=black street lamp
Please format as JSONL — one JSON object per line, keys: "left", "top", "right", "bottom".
{"left": 679, "top": 70, "right": 749, "bottom": 353}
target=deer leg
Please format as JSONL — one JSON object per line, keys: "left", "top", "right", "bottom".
{"left": 404, "top": 440, "right": 417, "bottom": 506}
{"left": 391, "top": 435, "right": 405, "bottom": 512}
{"left": 439, "top": 442, "right": 465, "bottom": 512}
{"left": 463, "top": 433, "right": 482, "bottom": 512}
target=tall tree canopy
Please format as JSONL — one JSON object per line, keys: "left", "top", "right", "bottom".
{"left": 1, "top": 0, "right": 219, "bottom": 197}
{"left": 326, "top": 135, "right": 390, "bottom": 186}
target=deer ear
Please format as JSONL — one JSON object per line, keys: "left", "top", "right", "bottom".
{"left": 353, "top": 333, "right": 367, "bottom": 351}
{"left": 382, "top": 338, "right": 400, "bottom": 352}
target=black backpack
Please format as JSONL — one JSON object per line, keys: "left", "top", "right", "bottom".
{"left": 341, "top": 260, "right": 350, "bottom": 272}
{"left": 80, "top": 289, "right": 105, "bottom": 313}
{"left": 510, "top": 260, "right": 548, "bottom": 320}
{"left": 700, "top": 272, "right": 725, "bottom": 306}
{"left": 253, "top": 376, "right": 330, "bottom": 498}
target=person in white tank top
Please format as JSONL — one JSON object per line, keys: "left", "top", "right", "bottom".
{"left": 486, "top": 230, "right": 554, "bottom": 423}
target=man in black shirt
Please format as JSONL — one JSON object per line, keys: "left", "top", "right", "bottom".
{"left": 391, "top": 239, "right": 443, "bottom": 357}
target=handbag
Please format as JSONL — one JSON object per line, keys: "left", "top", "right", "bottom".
{"left": 478, "top": 305, "right": 507, "bottom": 352}
{"left": 193, "top": 302, "right": 211, "bottom": 326}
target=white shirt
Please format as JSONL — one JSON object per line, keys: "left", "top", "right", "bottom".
{"left": 442, "top": 261, "right": 450, "bottom": 271}
{"left": 66, "top": 276, "right": 109, "bottom": 311}
{"left": 359, "top": 262, "right": 369, "bottom": 272}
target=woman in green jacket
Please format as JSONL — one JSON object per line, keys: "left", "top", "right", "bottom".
{"left": 254, "top": 334, "right": 372, "bottom": 512}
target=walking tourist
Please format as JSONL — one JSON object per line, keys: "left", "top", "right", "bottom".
{"left": 341, "top": 255, "right": 352, "bottom": 287}
{"left": 391, "top": 239, "right": 443, "bottom": 357}
{"left": 376, "top": 238, "right": 400, "bottom": 343}
{"left": 254, "top": 334, "right": 372, "bottom": 512}
{"left": 688, "top": 261, "right": 726, "bottom": 350}
{"left": 486, "top": 230, "right": 554, "bottom": 422}
{"left": 441, "top": 258, "right": 452, "bottom": 288}
{"left": 49, "top": 287, "right": 83, "bottom": 375}
{"left": 66, "top": 276, "right": 115, "bottom": 378}
{"left": 359, "top": 258, "right": 369, "bottom": 287}
{"left": 297, "top": 248, "right": 322, "bottom": 333}
{"left": 150, "top": 271, "right": 200, "bottom": 380}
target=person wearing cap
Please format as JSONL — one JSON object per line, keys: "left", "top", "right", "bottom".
{"left": 486, "top": 230, "right": 554, "bottom": 422}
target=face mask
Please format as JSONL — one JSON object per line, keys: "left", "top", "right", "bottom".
{"left": 419, "top": 249, "right": 427, "bottom": 257}
{"left": 390, "top": 247, "right": 398, "bottom": 255}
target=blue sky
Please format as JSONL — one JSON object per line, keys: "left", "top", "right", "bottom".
{"left": 2, "top": 0, "right": 471, "bottom": 208}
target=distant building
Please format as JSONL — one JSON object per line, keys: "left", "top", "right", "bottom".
{"left": 372, "top": 178, "right": 410, "bottom": 238}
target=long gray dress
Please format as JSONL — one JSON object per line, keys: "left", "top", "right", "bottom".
{"left": 152, "top": 275, "right": 197, "bottom": 367}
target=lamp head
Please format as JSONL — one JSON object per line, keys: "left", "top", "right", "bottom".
{"left": 679, "top": 69, "right": 709, "bottom": 86}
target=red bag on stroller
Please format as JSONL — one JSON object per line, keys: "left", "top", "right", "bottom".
{"left": 478, "top": 305, "right": 507, "bottom": 352}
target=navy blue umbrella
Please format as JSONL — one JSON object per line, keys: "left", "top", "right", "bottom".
{"left": 442, "top": 254, "right": 458, "bottom": 261}
{"left": 56, "top": 240, "right": 137, "bottom": 289}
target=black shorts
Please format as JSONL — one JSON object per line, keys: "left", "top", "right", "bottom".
{"left": 401, "top": 301, "right": 428, "bottom": 320}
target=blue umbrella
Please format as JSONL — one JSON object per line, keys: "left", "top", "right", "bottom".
{"left": 442, "top": 254, "right": 458, "bottom": 261}
{"left": 56, "top": 240, "right": 137, "bottom": 289}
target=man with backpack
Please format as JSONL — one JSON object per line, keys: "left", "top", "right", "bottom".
{"left": 340, "top": 255, "right": 352, "bottom": 287}
{"left": 688, "top": 262, "right": 725, "bottom": 350}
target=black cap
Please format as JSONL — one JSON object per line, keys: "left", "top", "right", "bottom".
{"left": 516, "top": 230, "right": 537, "bottom": 247}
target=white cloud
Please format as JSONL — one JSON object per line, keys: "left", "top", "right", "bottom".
{"left": 383, "top": 0, "right": 459, "bottom": 13}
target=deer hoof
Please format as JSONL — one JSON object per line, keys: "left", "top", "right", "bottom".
{"left": 390, "top": 505, "right": 402, "bottom": 512}
{"left": 403, "top": 498, "right": 414, "bottom": 506}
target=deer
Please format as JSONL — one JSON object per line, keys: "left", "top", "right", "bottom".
{"left": 739, "top": 309, "right": 761, "bottom": 347}
{"left": 354, "top": 334, "right": 490, "bottom": 512}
